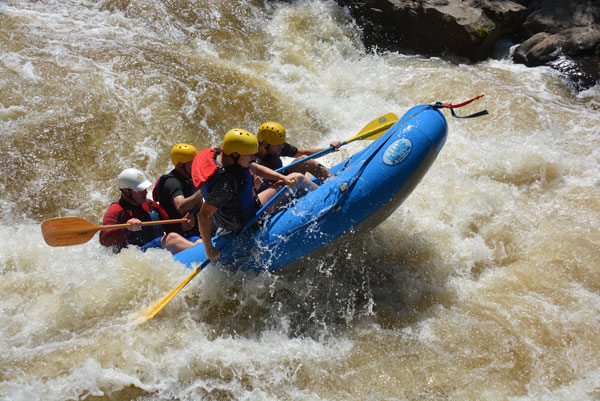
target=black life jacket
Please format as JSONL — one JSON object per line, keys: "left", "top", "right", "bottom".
{"left": 192, "top": 148, "right": 258, "bottom": 232}
{"left": 152, "top": 176, "right": 163, "bottom": 203}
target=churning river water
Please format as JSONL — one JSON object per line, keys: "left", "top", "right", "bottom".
{"left": 1, "top": 0, "right": 599, "bottom": 400}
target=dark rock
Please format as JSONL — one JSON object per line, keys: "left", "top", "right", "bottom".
{"left": 339, "top": 0, "right": 529, "bottom": 61}
{"left": 512, "top": 0, "right": 600, "bottom": 90}
{"left": 333, "top": 0, "right": 600, "bottom": 91}
{"left": 512, "top": 32, "right": 550, "bottom": 65}
{"left": 513, "top": 27, "right": 600, "bottom": 66}
{"left": 549, "top": 55, "right": 600, "bottom": 92}
{"left": 515, "top": 0, "right": 599, "bottom": 38}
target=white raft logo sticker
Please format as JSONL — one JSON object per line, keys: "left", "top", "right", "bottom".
{"left": 383, "top": 138, "right": 412, "bottom": 166}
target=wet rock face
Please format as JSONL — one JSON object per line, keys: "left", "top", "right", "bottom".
{"left": 335, "top": 0, "right": 600, "bottom": 91}
{"left": 512, "top": 0, "right": 600, "bottom": 91}
{"left": 338, "top": 0, "right": 529, "bottom": 61}
{"left": 548, "top": 55, "right": 600, "bottom": 93}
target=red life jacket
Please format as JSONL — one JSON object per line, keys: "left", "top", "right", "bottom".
{"left": 112, "top": 199, "right": 164, "bottom": 248}
{"left": 192, "top": 148, "right": 219, "bottom": 190}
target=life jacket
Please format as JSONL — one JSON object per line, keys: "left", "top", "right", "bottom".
{"left": 152, "top": 176, "right": 163, "bottom": 203}
{"left": 192, "top": 148, "right": 258, "bottom": 232}
{"left": 192, "top": 148, "right": 220, "bottom": 190}
{"left": 255, "top": 152, "right": 283, "bottom": 172}
{"left": 152, "top": 169, "right": 200, "bottom": 235}
{"left": 113, "top": 199, "right": 164, "bottom": 246}
{"left": 255, "top": 143, "right": 296, "bottom": 173}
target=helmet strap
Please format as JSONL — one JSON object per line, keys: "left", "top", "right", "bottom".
{"left": 176, "top": 162, "right": 191, "bottom": 178}
{"left": 120, "top": 188, "right": 132, "bottom": 201}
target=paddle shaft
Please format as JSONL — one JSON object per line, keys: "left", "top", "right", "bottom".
{"left": 275, "top": 145, "right": 338, "bottom": 174}
{"left": 142, "top": 184, "right": 292, "bottom": 320}
{"left": 275, "top": 116, "right": 397, "bottom": 174}
{"left": 41, "top": 216, "right": 190, "bottom": 247}
{"left": 52, "top": 219, "right": 188, "bottom": 236}
{"left": 94, "top": 219, "right": 187, "bottom": 232}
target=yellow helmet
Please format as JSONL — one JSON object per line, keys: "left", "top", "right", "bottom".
{"left": 257, "top": 122, "right": 286, "bottom": 145}
{"left": 171, "top": 143, "right": 198, "bottom": 165}
{"left": 222, "top": 129, "right": 258, "bottom": 155}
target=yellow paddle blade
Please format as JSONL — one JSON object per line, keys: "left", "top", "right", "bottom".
{"left": 41, "top": 217, "right": 101, "bottom": 247}
{"left": 347, "top": 112, "right": 399, "bottom": 143}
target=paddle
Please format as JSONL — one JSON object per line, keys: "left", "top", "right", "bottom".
{"left": 41, "top": 216, "right": 188, "bottom": 247}
{"left": 275, "top": 112, "right": 399, "bottom": 173}
{"left": 138, "top": 182, "right": 294, "bottom": 322}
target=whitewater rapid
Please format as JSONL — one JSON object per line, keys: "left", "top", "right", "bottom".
{"left": 1, "top": 0, "right": 599, "bottom": 400}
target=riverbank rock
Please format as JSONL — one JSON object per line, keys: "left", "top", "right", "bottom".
{"left": 512, "top": 0, "right": 600, "bottom": 91}
{"left": 335, "top": 0, "right": 600, "bottom": 91}
{"left": 337, "top": 0, "right": 529, "bottom": 61}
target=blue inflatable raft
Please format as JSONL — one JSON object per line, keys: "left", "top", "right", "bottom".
{"left": 174, "top": 104, "right": 448, "bottom": 272}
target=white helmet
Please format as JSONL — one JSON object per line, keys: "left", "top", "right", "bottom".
{"left": 117, "top": 168, "right": 152, "bottom": 191}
